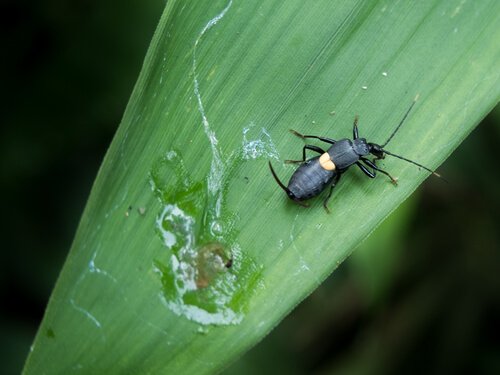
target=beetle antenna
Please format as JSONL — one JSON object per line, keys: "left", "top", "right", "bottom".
{"left": 381, "top": 94, "right": 419, "bottom": 148}
{"left": 382, "top": 149, "right": 442, "bottom": 179}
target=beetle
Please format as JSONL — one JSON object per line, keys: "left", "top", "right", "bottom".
{"left": 269, "top": 96, "right": 441, "bottom": 212}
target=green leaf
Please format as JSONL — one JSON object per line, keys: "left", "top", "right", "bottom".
{"left": 24, "top": 0, "right": 499, "bottom": 373}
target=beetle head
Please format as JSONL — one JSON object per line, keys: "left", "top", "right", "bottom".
{"left": 368, "top": 143, "right": 385, "bottom": 159}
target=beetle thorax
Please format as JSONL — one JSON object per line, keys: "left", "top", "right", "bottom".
{"left": 352, "top": 138, "right": 370, "bottom": 156}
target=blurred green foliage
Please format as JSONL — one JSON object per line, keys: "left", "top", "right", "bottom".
{"left": 1, "top": 1, "right": 498, "bottom": 374}
{"left": 0, "top": 1, "right": 165, "bottom": 373}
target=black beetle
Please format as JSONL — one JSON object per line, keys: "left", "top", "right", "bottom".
{"left": 269, "top": 96, "right": 441, "bottom": 212}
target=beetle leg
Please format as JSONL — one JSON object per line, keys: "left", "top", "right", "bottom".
{"left": 269, "top": 161, "right": 292, "bottom": 194}
{"left": 294, "top": 199, "right": 310, "bottom": 208}
{"left": 289, "top": 129, "right": 337, "bottom": 145}
{"left": 285, "top": 145, "right": 325, "bottom": 163}
{"left": 356, "top": 162, "right": 375, "bottom": 178}
{"left": 353, "top": 116, "right": 359, "bottom": 139}
{"left": 360, "top": 158, "right": 398, "bottom": 185}
{"left": 323, "top": 186, "right": 334, "bottom": 214}
{"left": 323, "top": 174, "right": 341, "bottom": 213}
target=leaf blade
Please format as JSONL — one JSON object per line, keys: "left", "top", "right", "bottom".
{"left": 24, "top": 0, "right": 500, "bottom": 373}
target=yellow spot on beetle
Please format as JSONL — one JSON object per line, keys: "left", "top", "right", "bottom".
{"left": 319, "top": 152, "right": 336, "bottom": 171}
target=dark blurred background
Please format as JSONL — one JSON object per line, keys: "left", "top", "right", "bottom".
{"left": 1, "top": 1, "right": 498, "bottom": 374}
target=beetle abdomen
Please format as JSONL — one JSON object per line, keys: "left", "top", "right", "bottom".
{"left": 288, "top": 157, "right": 336, "bottom": 200}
